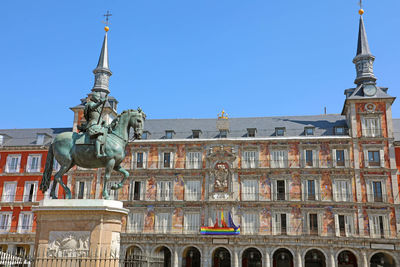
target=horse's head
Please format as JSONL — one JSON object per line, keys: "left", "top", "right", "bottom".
{"left": 128, "top": 108, "right": 146, "bottom": 140}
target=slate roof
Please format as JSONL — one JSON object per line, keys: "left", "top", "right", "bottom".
{"left": 1, "top": 115, "right": 400, "bottom": 147}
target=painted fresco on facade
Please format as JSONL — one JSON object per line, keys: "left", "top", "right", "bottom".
{"left": 172, "top": 208, "right": 183, "bottom": 232}
{"left": 260, "top": 175, "right": 270, "bottom": 200}
{"left": 320, "top": 172, "right": 332, "bottom": 201}
{"left": 174, "top": 175, "right": 184, "bottom": 201}
{"left": 146, "top": 177, "right": 156, "bottom": 201}
{"left": 259, "top": 207, "right": 271, "bottom": 234}
{"left": 291, "top": 206, "right": 302, "bottom": 235}
{"left": 143, "top": 207, "right": 155, "bottom": 233}
{"left": 288, "top": 143, "right": 300, "bottom": 168}
{"left": 290, "top": 173, "right": 301, "bottom": 201}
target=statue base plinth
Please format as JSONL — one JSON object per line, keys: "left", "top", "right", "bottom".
{"left": 32, "top": 199, "right": 128, "bottom": 260}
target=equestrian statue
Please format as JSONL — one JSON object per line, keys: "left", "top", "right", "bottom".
{"left": 40, "top": 93, "right": 146, "bottom": 200}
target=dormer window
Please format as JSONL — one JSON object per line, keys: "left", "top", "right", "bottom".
{"left": 165, "top": 130, "right": 175, "bottom": 139}
{"left": 335, "top": 127, "right": 346, "bottom": 135}
{"left": 141, "top": 131, "right": 149, "bottom": 140}
{"left": 305, "top": 127, "right": 314, "bottom": 136}
{"left": 275, "top": 128, "right": 285, "bottom": 136}
{"left": 0, "top": 135, "right": 3, "bottom": 146}
{"left": 36, "top": 134, "right": 45, "bottom": 145}
{"left": 219, "top": 130, "right": 228, "bottom": 138}
{"left": 247, "top": 128, "right": 257, "bottom": 137}
{"left": 192, "top": 130, "right": 202, "bottom": 139}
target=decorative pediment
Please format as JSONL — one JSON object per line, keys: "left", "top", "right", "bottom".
{"left": 206, "top": 145, "right": 236, "bottom": 164}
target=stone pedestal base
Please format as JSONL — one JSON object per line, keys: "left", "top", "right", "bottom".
{"left": 33, "top": 199, "right": 128, "bottom": 259}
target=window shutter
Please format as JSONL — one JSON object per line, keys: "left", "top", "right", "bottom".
{"left": 366, "top": 180, "right": 372, "bottom": 202}
{"left": 332, "top": 180, "right": 337, "bottom": 202}
{"left": 285, "top": 180, "right": 289, "bottom": 201}
{"left": 361, "top": 118, "right": 366, "bottom": 136}
{"left": 313, "top": 150, "right": 318, "bottom": 167}
{"left": 332, "top": 149, "right": 337, "bottom": 167}
{"left": 17, "top": 213, "right": 23, "bottom": 233}
{"left": 380, "top": 149, "right": 385, "bottom": 168}
{"left": 23, "top": 183, "right": 29, "bottom": 202}
{"left": 344, "top": 149, "right": 349, "bottom": 167}
{"left": 302, "top": 150, "right": 306, "bottom": 167}
{"left": 26, "top": 156, "right": 32, "bottom": 172}
{"left": 369, "top": 216, "right": 375, "bottom": 238}
{"left": 347, "top": 181, "right": 352, "bottom": 202}
{"left": 5, "top": 156, "right": 11, "bottom": 173}
{"left": 165, "top": 182, "right": 171, "bottom": 201}
{"left": 16, "top": 156, "right": 21, "bottom": 173}
{"left": 334, "top": 214, "right": 340, "bottom": 237}
{"left": 315, "top": 179, "right": 320, "bottom": 201}
{"left": 156, "top": 182, "right": 161, "bottom": 200}
{"left": 170, "top": 153, "right": 174, "bottom": 169}
{"left": 318, "top": 213, "right": 323, "bottom": 236}
{"left": 364, "top": 150, "right": 369, "bottom": 168}
{"left": 271, "top": 180, "right": 276, "bottom": 201}
{"left": 383, "top": 216, "right": 390, "bottom": 238}
{"left": 345, "top": 215, "right": 350, "bottom": 237}
{"left": 158, "top": 152, "right": 162, "bottom": 169}
{"left": 306, "top": 213, "right": 310, "bottom": 235}
{"left": 75, "top": 181, "right": 79, "bottom": 199}
{"left": 143, "top": 152, "right": 147, "bottom": 169}
{"left": 381, "top": 180, "right": 387, "bottom": 202}
{"left": 287, "top": 213, "right": 291, "bottom": 235}
{"left": 140, "top": 181, "right": 145, "bottom": 200}
{"left": 274, "top": 213, "right": 280, "bottom": 235}
{"left": 85, "top": 181, "right": 91, "bottom": 199}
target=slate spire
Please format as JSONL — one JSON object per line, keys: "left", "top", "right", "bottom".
{"left": 353, "top": 12, "right": 376, "bottom": 85}
{"left": 92, "top": 30, "right": 112, "bottom": 95}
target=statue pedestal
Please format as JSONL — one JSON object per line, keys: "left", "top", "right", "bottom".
{"left": 32, "top": 199, "right": 128, "bottom": 260}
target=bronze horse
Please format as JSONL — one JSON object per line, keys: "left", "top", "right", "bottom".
{"left": 40, "top": 109, "right": 145, "bottom": 199}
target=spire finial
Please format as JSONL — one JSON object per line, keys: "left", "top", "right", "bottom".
{"left": 103, "top": 11, "right": 112, "bottom": 32}
{"left": 358, "top": 0, "right": 364, "bottom": 15}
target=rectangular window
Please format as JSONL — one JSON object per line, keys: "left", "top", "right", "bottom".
{"left": 368, "top": 151, "right": 380, "bottom": 166}
{"left": 273, "top": 213, "right": 289, "bottom": 235}
{"left": 242, "top": 213, "right": 258, "bottom": 234}
{"left": 372, "top": 181, "right": 383, "bottom": 202}
{"left": 77, "top": 181, "right": 85, "bottom": 199}
{"left": 275, "top": 128, "right": 285, "bottom": 136}
{"left": 187, "top": 152, "right": 201, "bottom": 169}
{"left": 271, "top": 150, "right": 288, "bottom": 168}
{"left": 131, "top": 181, "right": 144, "bottom": 201}
{"left": 163, "top": 152, "right": 171, "bottom": 168}
{"left": 185, "top": 180, "right": 201, "bottom": 201}
{"left": 336, "top": 150, "right": 345, "bottom": 166}
{"left": 0, "top": 213, "right": 11, "bottom": 232}
{"left": 18, "top": 213, "right": 33, "bottom": 233}
{"left": 0, "top": 135, "right": 3, "bottom": 146}
{"left": 363, "top": 117, "right": 380, "bottom": 137}
{"left": 307, "top": 180, "right": 316, "bottom": 200}
{"left": 277, "top": 180, "right": 286, "bottom": 201}
{"left": 155, "top": 213, "right": 170, "bottom": 233}
{"left": 335, "top": 214, "right": 354, "bottom": 237}
{"left": 107, "top": 181, "right": 119, "bottom": 200}
{"left": 127, "top": 213, "right": 144, "bottom": 233}
{"left": 305, "top": 127, "right": 314, "bottom": 136}
{"left": 338, "top": 215, "right": 345, "bottom": 237}
{"left": 305, "top": 150, "right": 313, "bottom": 167}
{"left": 370, "top": 215, "right": 387, "bottom": 238}
{"left": 136, "top": 152, "right": 144, "bottom": 168}
{"left": 44, "top": 181, "right": 59, "bottom": 200}
{"left": 335, "top": 180, "right": 350, "bottom": 202}
{"left": 242, "top": 180, "right": 258, "bottom": 201}
{"left": 76, "top": 181, "right": 91, "bottom": 200}
{"left": 36, "top": 134, "right": 45, "bottom": 145}
{"left": 141, "top": 132, "right": 148, "bottom": 140}
{"left": 157, "top": 181, "right": 172, "bottom": 201}
{"left": 192, "top": 130, "right": 201, "bottom": 139}
{"left": 243, "top": 151, "right": 257, "bottom": 168}
{"left": 309, "top": 213, "right": 318, "bottom": 235}
{"left": 247, "top": 128, "right": 256, "bottom": 137}
{"left": 184, "top": 212, "right": 200, "bottom": 233}
{"left": 165, "top": 131, "right": 174, "bottom": 139}
{"left": 5, "top": 155, "right": 21, "bottom": 173}
{"left": 219, "top": 130, "right": 228, "bottom": 138}
{"left": 27, "top": 155, "right": 41, "bottom": 172}
{"left": 23, "top": 182, "right": 37, "bottom": 202}
{"left": 335, "top": 127, "right": 345, "bottom": 135}
{"left": 2, "top": 182, "right": 17, "bottom": 202}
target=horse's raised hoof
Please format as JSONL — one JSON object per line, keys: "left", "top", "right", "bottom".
{"left": 50, "top": 195, "right": 58, "bottom": 200}
{"left": 111, "top": 183, "right": 123, "bottom": 190}
{"left": 103, "top": 192, "right": 110, "bottom": 200}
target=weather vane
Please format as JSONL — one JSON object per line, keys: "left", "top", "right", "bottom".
{"left": 103, "top": 10, "right": 112, "bottom": 32}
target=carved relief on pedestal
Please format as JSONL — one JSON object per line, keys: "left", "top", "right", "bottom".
{"left": 206, "top": 146, "right": 236, "bottom": 200}
{"left": 48, "top": 231, "right": 90, "bottom": 257}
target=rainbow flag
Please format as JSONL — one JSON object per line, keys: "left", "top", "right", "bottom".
{"left": 200, "top": 212, "right": 240, "bottom": 235}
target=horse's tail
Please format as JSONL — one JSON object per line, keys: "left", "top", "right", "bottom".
{"left": 40, "top": 143, "right": 54, "bottom": 193}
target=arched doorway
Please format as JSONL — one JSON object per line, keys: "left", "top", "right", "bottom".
{"left": 370, "top": 252, "right": 396, "bottom": 267}
{"left": 305, "top": 249, "right": 326, "bottom": 267}
{"left": 212, "top": 247, "right": 231, "bottom": 267}
{"left": 182, "top": 246, "right": 201, "bottom": 267}
{"left": 273, "top": 248, "right": 294, "bottom": 267}
{"left": 337, "top": 250, "right": 357, "bottom": 267}
{"left": 125, "top": 246, "right": 144, "bottom": 267}
{"left": 154, "top": 246, "right": 172, "bottom": 267}
{"left": 242, "top": 248, "right": 262, "bottom": 267}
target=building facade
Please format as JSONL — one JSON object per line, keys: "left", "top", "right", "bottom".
{"left": 1, "top": 9, "right": 400, "bottom": 267}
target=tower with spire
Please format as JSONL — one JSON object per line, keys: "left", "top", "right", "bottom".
{"left": 71, "top": 24, "right": 118, "bottom": 132}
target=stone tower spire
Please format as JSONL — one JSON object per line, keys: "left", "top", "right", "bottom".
{"left": 92, "top": 31, "right": 112, "bottom": 95}
{"left": 353, "top": 13, "right": 377, "bottom": 85}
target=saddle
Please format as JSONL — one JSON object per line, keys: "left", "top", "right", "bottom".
{"left": 75, "top": 132, "right": 95, "bottom": 145}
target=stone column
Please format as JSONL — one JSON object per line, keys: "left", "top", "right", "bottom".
{"left": 233, "top": 247, "right": 239, "bottom": 267}
{"left": 264, "top": 248, "right": 271, "bottom": 267}
{"left": 296, "top": 248, "right": 303, "bottom": 267}
{"left": 173, "top": 245, "right": 179, "bottom": 267}
{"left": 361, "top": 251, "right": 368, "bottom": 267}
{"left": 145, "top": 244, "right": 151, "bottom": 267}
{"left": 202, "top": 245, "right": 210, "bottom": 267}
{"left": 329, "top": 248, "right": 336, "bottom": 267}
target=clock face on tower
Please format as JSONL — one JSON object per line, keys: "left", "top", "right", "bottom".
{"left": 363, "top": 84, "right": 377, "bottom": 97}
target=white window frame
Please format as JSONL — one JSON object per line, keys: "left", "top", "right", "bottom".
{"left": 332, "top": 148, "right": 350, "bottom": 168}
{"left": 0, "top": 212, "right": 12, "bottom": 232}
{"left": 186, "top": 151, "right": 202, "bottom": 169}
{"left": 272, "top": 211, "right": 291, "bottom": 235}
{"left": 130, "top": 180, "right": 145, "bottom": 201}
{"left": 75, "top": 180, "right": 92, "bottom": 200}
{"left": 362, "top": 116, "right": 381, "bottom": 137}
{"left": 155, "top": 212, "right": 171, "bottom": 233}
{"left": 242, "top": 150, "right": 258, "bottom": 169}
{"left": 365, "top": 177, "right": 387, "bottom": 203}
{"left": 53, "top": 159, "right": 61, "bottom": 172}
{"left": 2, "top": 182, "right": 17, "bottom": 202}
{"left": 157, "top": 181, "right": 172, "bottom": 201}
{"left": 241, "top": 179, "right": 258, "bottom": 201}
{"left": 363, "top": 147, "right": 385, "bottom": 168}
{"left": 44, "top": 180, "right": 59, "bottom": 200}
{"left": 334, "top": 213, "right": 355, "bottom": 237}
{"left": 270, "top": 150, "right": 288, "bottom": 168}
{"left": 301, "top": 177, "right": 320, "bottom": 201}
{"left": 305, "top": 211, "right": 323, "bottom": 236}
{"left": 18, "top": 212, "right": 33, "bottom": 233}
{"left": 332, "top": 178, "right": 352, "bottom": 202}
{"left": 132, "top": 151, "right": 147, "bottom": 169}
{"left": 368, "top": 213, "right": 390, "bottom": 238}
{"left": 127, "top": 212, "right": 144, "bottom": 233}
{"left": 184, "top": 212, "right": 200, "bottom": 233}
{"left": 23, "top": 181, "right": 38, "bottom": 202}
{"left": 107, "top": 181, "right": 119, "bottom": 200}
{"left": 242, "top": 212, "right": 259, "bottom": 234}
{"left": 271, "top": 178, "right": 290, "bottom": 201}
{"left": 185, "top": 180, "right": 201, "bottom": 201}
{"left": 159, "top": 151, "right": 174, "bottom": 169}
{"left": 26, "top": 154, "right": 41, "bottom": 173}
{"left": 5, "top": 154, "right": 21, "bottom": 173}
{"left": 210, "top": 208, "right": 231, "bottom": 227}
{"left": 36, "top": 134, "right": 45, "bottom": 145}
{"left": 301, "top": 147, "right": 319, "bottom": 168}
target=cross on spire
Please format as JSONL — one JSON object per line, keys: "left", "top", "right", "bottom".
{"left": 103, "top": 10, "right": 112, "bottom": 25}
{"left": 359, "top": 0, "right": 363, "bottom": 9}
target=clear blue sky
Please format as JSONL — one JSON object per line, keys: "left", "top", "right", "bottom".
{"left": 1, "top": 0, "right": 399, "bottom": 129}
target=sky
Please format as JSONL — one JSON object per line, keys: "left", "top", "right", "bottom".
{"left": 1, "top": 0, "right": 400, "bottom": 129}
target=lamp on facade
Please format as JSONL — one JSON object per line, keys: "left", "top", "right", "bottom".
{"left": 312, "top": 252, "right": 318, "bottom": 261}
{"left": 380, "top": 256, "right": 385, "bottom": 265}
{"left": 280, "top": 253, "right": 286, "bottom": 260}
{"left": 249, "top": 251, "right": 254, "bottom": 259}
{"left": 189, "top": 251, "right": 194, "bottom": 259}
{"left": 344, "top": 254, "right": 349, "bottom": 263}
{"left": 219, "top": 251, "right": 224, "bottom": 260}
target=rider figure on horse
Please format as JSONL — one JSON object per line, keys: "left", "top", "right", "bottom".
{"left": 84, "top": 92, "right": 107, "bottom": 158}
